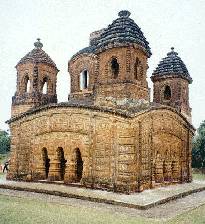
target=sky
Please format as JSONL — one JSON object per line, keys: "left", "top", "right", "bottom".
{"left": 0, "top": 0, "right": 205, "bottom": 131}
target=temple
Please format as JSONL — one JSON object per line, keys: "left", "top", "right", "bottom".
{"left": 7, "top": 10, "right": 195, "bottom": 193}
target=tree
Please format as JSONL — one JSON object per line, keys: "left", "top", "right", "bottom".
{"left": 0, "top": 130, "right": 10, "bottom": 154}
{"left": 192, "top": 120, "right": 205, "bottom": 168}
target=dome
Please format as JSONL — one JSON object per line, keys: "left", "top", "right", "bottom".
{"left": 152, "top": 47, "right": 192, "bottom": 83}
{"left": 16, "top": 38, "right": 58, "bottom": 70}
{"left": 72, "top": 10, "right": 151, "bottom": 59}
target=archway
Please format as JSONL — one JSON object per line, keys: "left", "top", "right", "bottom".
{"left": 75, "top": 148, "right": 83, "bottom": 182}
{"left": 42, "top": 77, "right": 48, "bottom": 94}
{"left": 42, "top": 148, "right": 50, "bottom": 178}
{"left": 23, "top": 75, "right": 30, "bottom": 93}
{"left": 57, "top": 147, "right": 67, "bottom": 180}
{"left": 80, "top": 70, "right": 89, "bottom": 90}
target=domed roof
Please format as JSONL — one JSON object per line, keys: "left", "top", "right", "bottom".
{"left": 72, "top": 10, "right": 151, "bottom": 59}
{"left": 152, "top": 47, "right": 192, "bottom": 83}
{"left": 16, "top": 39, "right": 58, "bottom": 70}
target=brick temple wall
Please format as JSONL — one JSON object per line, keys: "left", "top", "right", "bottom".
{"left": 7, "top": 106, "right": 194, "bottom": 193}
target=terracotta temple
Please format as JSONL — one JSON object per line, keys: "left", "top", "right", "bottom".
{"left": 7, "top": 10, "right": 195, "bottom": 193}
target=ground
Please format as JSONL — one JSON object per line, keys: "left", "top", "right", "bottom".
{"left": 0, "top": 172, "right": 205, "bottom": 224}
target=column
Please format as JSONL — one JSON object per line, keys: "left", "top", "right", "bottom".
{"left": 48, "top": 158, "right": 61, "bottom": 181}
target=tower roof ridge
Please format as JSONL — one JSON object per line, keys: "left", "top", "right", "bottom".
{"left": 71, "top": 10, "right": 151, "bottom": 59}
{"left": 16, "top": 39, "right": 58, "bottom": 70}
{"left": 152, "top": 47, "right": 192, "bottom": 83}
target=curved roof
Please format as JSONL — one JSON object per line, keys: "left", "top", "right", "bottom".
{"left": 152, "top": 47, "right": 192, "bottom": 83}
{"left": 16, "top": 39, "right": 58, "bottom": 70}
{"left": 71, "top": 10, "right": 151, "bottom": 59}
{"left": 6, "top": 101, "right": 195, "bottom": 131}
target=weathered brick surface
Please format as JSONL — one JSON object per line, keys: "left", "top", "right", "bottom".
{"left": 7, "top": 106, "right": 194, "bottom": 193}
{"left": 151, "top": 48, "right": 192, "bottom": 121}
{"left": 7, "top": 11, "right": 194, "bottom": 193}
{"left": 152, "top": 77, "right": 191, "bottom": 121}
{"left": 68, "top": 47, "right": 149, "bottom": 105}
{"left": 12, "top": 44, "right": 59, "bottom": 117}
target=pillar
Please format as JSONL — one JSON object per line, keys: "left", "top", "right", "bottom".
{"left": 47, "top": 158, "right": 61, "bottom": 181}
{"left": 64, "top": 161, "right": 76, "bottom": 183}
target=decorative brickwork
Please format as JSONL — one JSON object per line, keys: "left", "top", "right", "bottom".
{"left": 7, "top": 105, "right": 194, "bottom": 193}
{"left": 151, "top": 48, "right": 192, "bottom": 121}
{"left": 11, "top": 39, "right": 59, "bottom": 117}
{"left": 7, "top": 10, "right": 195, "bottom": 194}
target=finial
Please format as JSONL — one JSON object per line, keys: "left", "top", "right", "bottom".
{"left": 34, "top": 38, "right": 43, "bottom": 49}
{"left": 167, "top": 47, "right": 178, "bottom": 56}
{"left": 118, "top": 10, "right": 131, "bottom": 18}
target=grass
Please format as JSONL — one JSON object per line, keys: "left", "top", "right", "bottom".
{"left": 0, "top": 170, "right": 205, "bottom": 224}
{"left": 192, "top": 172, "right": 205, "bottom": 181}
{"left": 168, "top": 204, "right": 205, "bottom": 224}
{"left": 1, "top": 193, "right": 205, "bottom": 224}
{"left": 0, "top": 195, "right": 158, "bottom": 224}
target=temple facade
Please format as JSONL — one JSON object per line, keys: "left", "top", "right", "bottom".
{"left": 7, "top": 10, "right": 195, "bottom": 193}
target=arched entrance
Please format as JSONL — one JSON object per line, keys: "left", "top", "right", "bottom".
{"left": 56, "top": 147, "right": 67, "bottom": 180}
{"left": 75, "top": 148, "right": 83, "bottom": 182}
{"left": 42, "top": 148, "right": 50, "bottom": 178}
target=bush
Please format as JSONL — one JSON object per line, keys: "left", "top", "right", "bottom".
{"left": 0, "top": 130, "right": 10, "bottom": 154}
{"left": 192, "top": 120, "right": 205, "bottom": 168}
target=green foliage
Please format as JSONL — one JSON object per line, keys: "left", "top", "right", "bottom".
{"left": 0, "top": 153, "right": 8, "bottom": 164}
{"left": 0, "top": 130, "right": 10, "bottom": 154}
{"left": 192, "top": 120, "right": 205, "bottom": 168}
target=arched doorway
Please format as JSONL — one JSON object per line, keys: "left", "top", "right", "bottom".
{"left": 57, "top": 147, "right": 67, "bottom": 180}
{"left": 42, "top": 148, "right": 50, "bottom": 179}
{"left": 75, "top": 148, "right": 83, "bottom": 182}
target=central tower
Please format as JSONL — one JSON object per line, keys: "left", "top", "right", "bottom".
{"left": 68, "top": 10, "right": 151, "bottom": 107}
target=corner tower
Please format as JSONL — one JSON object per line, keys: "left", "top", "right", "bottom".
{"left": 68, "top": 10, "right": 151, "bottom": 107}
{"left": 151, "top": 47, "right": 192, "bottom": 121}
{"left": 12, "top": 39, "right": 59, "bottom": 117}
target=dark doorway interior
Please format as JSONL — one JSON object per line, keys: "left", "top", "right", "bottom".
{"left": 76, "top": 148, "right": 83, "bottom": 182}
{"left": 164, "top": 85, "right": 171, "bottom": 100}
{"left": 57, "top": 147, "right": 67, "bottom": 180}
{"left": 42, "top": 148, "right": 50, "bottom": 178}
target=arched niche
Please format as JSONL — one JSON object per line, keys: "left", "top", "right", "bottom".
{"left": 42, "top": 77, "right": 48, "bottom": 94}
{"left": 134, "top": 58, "right": 140, "bottom": 79}
{"left": 75, "top": 148, "right": 83, "bottom": 182}
{"left": 134, "top": 58, "right": 143, "bottom": 81}
{"left": 111, "top": 57, "right": 119, "bottom": 78}
{"left": 56, "top": 147, "right": 67, "bottom": 180}
{"left": 22, "top": 74, "right": 31, "bottom": 93}
{"left": 164, "top": 85, "right": 171, "bottom": 100}
{"left": 41, "top": 76, "right": 52, "bottom": 94}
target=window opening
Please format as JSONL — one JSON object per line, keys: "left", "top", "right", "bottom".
{"left": 111, "top": 58, "right": 119, "bottom": 78}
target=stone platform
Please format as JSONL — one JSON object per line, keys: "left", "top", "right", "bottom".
{"left": 0, "top": 178, "right": 205, "bottom": 210}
